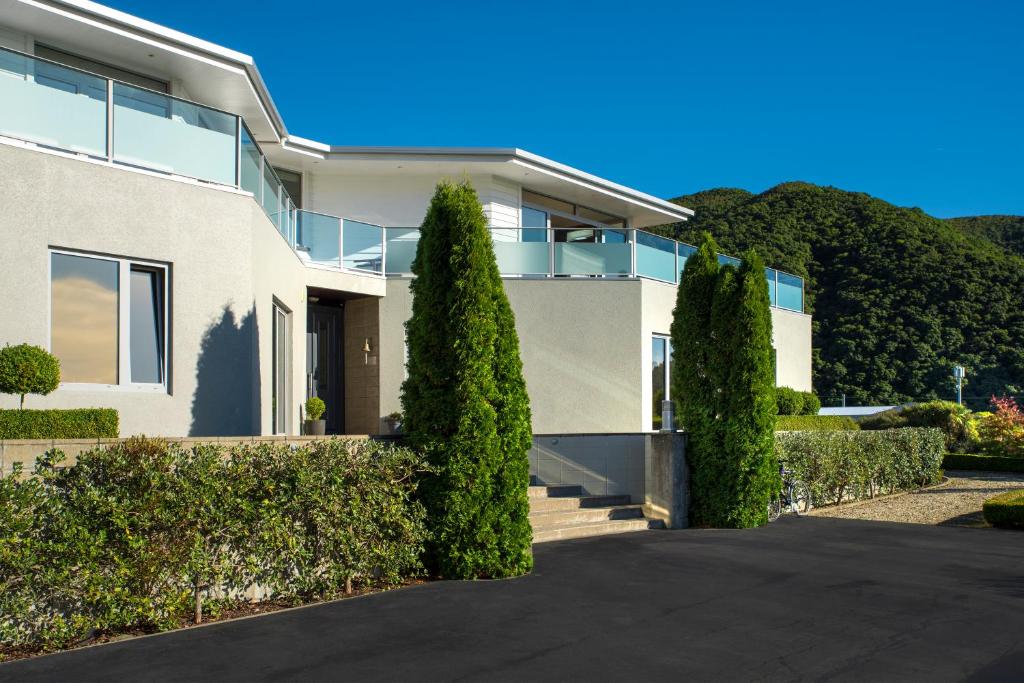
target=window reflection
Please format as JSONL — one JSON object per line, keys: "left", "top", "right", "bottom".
{"left": 51, "top": 252, "right": 119, "bottom": 384}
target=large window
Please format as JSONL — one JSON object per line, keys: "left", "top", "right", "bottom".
{"left": 652, "top": 335, "right": 673, "bottom": 430}
{"left": 50, "top": 251, "right": 168, "bottom": 387}
{"left": 521, "top": 189, "right": 627, "bottom": 240}
{"left": 272, "top": 301, "right": 291, "bottom": 434}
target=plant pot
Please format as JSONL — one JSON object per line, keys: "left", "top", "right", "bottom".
{"left": 385, "top": 419, "right": 402, "bottom": 435}
{"left": 304, "top": 419, "right": 326, "bottom": 436}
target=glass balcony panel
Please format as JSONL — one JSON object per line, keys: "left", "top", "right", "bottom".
{"left": 555, "top": 239, "right": 632, "bottom": 275}
{"left": 343, "top": 220, "right": 384, "bottom": 273}
{"left": 777, "top": 271, "right": 804, "bottom": 312}
{"left": 262, "top": 163, "right": 282, "bottom": 228}
{"left": 0, "top": 48, "right": 106, "bottom": 156}
{"left": 765, "top": 268, "right": 778, "bottom": 307}
{"left": 112, "top": 82, "right": 236, "bottom": 185}
{"left": 717, "top": 253, "right": 742, "bottom": 268}
{"left": 636, "top": 231, "right": 677, "bottom": 282}
{"left": 677, "top": 242, "right": 697, "bottom": 272}
{"left": 240, "top": 124, "right": 262, "bottom": 200}
{"left": 385, "top": 228, "right": 420, "bottom": 274}
{"left": 296, "top": 211, "right": 340, "bottom": 266}
{"left": 494, "top": 240, "right": 550, "bottom": 275}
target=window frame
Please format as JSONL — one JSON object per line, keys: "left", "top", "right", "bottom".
{"left": 651, "top": 334, "right": 672, "bottom": 431}
{"left": 272, "top": 299, "right": 292, "bottom": 435}
{"left": 48, "top": 248, "right": 170, "bottom": 393}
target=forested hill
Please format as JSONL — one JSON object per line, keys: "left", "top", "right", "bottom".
{"left": 946, "top": 215, "right": 1024, "bottom": 258}
{"left": 649, "top": 182, "right": 1024, "bottom": 408}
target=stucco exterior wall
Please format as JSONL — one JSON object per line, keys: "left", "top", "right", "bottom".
{"left": 380, "top": 279, "right": 645, "bottom": 434}
{"left": 0, "top": 144, "right": 313, "bottom": 436}
{"left": 772, "top": 307, "right": 813, "bottom": 391}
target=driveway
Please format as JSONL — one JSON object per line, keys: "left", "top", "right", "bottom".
{"left": 4, "top": 517, "right": 1024, "bottom": 682}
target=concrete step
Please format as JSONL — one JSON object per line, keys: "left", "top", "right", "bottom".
{"left": 528, "top": 484, "right": 583, "bottom": 499}
{"left": 530, "top": 504, "right": 646, "bottom": 528}
{"left": 532, "top": 518, "right": 665, "bottom": 544}
{"left": 528, "top": 494, "right": 631, "bottom": 513}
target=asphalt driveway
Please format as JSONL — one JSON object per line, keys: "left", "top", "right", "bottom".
{"left": 4, "top": 517, "right": 1024, "bottom": 682}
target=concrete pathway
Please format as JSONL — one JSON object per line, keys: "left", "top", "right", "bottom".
{"left": 4, "top": 517, "right": 1024, "bottom": 682}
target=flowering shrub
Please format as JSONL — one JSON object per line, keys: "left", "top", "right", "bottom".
{"left": 0, "top": 438, "right": 428, "bottom": 656}
{"left": 979, "top": 396, "right": 1024, "bottom": 458}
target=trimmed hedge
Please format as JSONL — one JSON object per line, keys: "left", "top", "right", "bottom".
{"left": 982, "top": 490, "right": 1024, "bottom": 529}
{"left": 860, "top": 401, "right": 976, "bottom": 452}
{"left": 775, "top": 428, "right": 944, "bottom": 507}
{"left": 776, "top": 415, "right": 860, "bottom": 431}
{"left": 0, "top": 409, "right": 118, "bottom": 439}
{"left": 0, "top": 437, "right": 428, "bottom": 654}
{"left": 943, "top": 452, "right": 1024, "bottom": 473}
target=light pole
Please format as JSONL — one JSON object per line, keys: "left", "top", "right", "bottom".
{"left": 953, "top": 365, "right": 965, "bottom": 405}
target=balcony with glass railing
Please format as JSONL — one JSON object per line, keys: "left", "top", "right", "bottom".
{"left": 0, "top": 46, "right": 805, "bottom": 311}
{"left": 381, "top": 227, "right": 805, "bottom": 312}
{"left": 0, "top": 45, "right": 299, "bottom": 248}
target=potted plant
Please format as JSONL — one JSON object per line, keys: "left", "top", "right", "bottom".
{"left": 384, "top": 411, "right": 403, "bottom": 434}
{"left": 304, "top": 397, "right": 326, "bottom": 436}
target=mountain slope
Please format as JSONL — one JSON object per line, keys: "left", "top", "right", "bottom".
{"left": 947, "top": 215, "right": 1024, "bottom": 258}
{"left": 651, "top": 182, "right": 1024, "bottom": 407}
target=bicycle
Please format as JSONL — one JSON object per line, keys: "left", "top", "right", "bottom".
{"left": 768, "top": 463, "right": 812, "bottom": 522}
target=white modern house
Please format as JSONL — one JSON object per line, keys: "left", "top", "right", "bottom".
{"left": 0, "top": 0, "right": 812, "bottom": 440}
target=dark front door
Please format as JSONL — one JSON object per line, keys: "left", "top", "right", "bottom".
{"left": 307, "top": 304, "right": 344, "bottom": 434}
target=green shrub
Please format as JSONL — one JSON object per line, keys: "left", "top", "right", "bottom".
{"left": 774, "top": 428, "right": 944, "bottom": 506}
{"left": 982, "top": 490, "right": 1024, "bottom": 529}
{"left": 775, "top": 387, "right": 804, "bottom": 415}
{"left": 776, "top": 415, "right": 860, "bottom": 431}
{"left": 800, "top": 391, "right": 822, "bottom": 415}
{"left": 305, "top": 396, "right": 326, "bottom": 421}
{"left": 401, "top": 181, "right": 533, "bottom": 579}
{"left": 861, "top": 401, "right": 977, "bottom": 452}
{"left": 942, "top": 452, "right": 1024, "bottom": 473}
{"left": 0, "top": 344, "right": 60, "bottom": 409}
{"left": 0, "top": 408, "right": 118, "bottom": 439}
{"left": 0, "top": 437, "right": 427, "bottom": 654}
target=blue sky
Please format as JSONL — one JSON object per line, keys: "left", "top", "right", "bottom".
{"left": 117, "top": 0, "right": 1021, "bottom": 217}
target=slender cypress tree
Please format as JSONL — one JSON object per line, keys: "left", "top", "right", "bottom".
{"left": 401, "top": 180, "right": 533, "bottom": 579}
{"left": 671, "top": 234, "right": 779, "bottom": 527}
{"left": 670, "top": 233, "right": 720, "bottom": 526}
{"left": 721, "top": 252, "right": 779, "bottom": 527}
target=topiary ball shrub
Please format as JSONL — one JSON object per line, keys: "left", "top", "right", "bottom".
{"left": 305, "top": 397, "right": 326, "bottom": 421}
{"left": 800, "top": 391, "right": 822, "bottom": 415}
{"left": 775, "top": 387, "right": 804, "bottom": 416}
{"left": 0, "top": 344, "right": 61, "bottom": 409}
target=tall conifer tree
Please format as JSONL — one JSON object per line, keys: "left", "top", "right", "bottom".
{"left": 401, "top": 180, "right": 533, "bottom": 578}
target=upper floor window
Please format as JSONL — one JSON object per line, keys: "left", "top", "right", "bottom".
{"left": 35, "top": 44, "right": 169, "bottom": 93}
{"left": 521, "top": 189, "right": 627, "bottom": 243}
{"left": 50, "top": 250, "right": 168, "bottom": 389}
{"left": 273, "top": 167, "right": 302, "bottom": 209}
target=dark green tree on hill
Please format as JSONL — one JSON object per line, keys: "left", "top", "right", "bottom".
{"left": 401, "top": 180, "right": 533, "bottom": 579}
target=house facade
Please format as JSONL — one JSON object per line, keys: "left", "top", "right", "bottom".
{"left": 0, "top": 0, "right": 812, "bottom": 438}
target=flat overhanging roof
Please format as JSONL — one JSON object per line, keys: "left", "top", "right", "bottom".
{"left": 1, "top": 0, "right": 693, "bottom": 225}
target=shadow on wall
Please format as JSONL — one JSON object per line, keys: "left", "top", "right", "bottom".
{"left": 190, "top": 304, "right": 261, "bottom": 436}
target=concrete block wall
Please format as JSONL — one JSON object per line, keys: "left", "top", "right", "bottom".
{"left": 529, "top": 434, "right": 647, "bottom": 503}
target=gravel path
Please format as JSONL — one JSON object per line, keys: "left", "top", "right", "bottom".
{"left": 810, "top": 470, "right": 1024, "bottom": 527}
